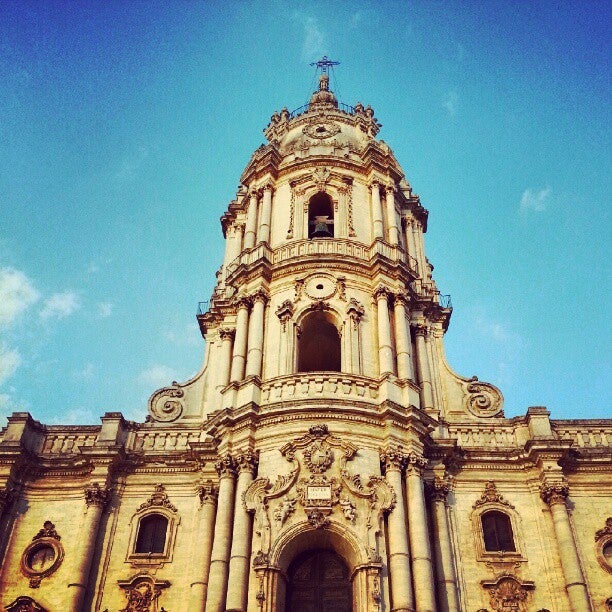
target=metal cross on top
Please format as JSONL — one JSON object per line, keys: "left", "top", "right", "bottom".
{"left": 310, "top": 56, "right": 340, "bottom": 74}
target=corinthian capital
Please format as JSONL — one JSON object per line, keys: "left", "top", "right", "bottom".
{"left": 251, "top": 288, "right": 269, "bottom": 305}
{"left": 374, "top": 285, "right": 391, "bottom": 301}
{"left": 197, "top": 480, "right": 218, "bottom": 506}
{"left": 428, "top": 476, "right": 453, "bottom": 502}
{"left": 235, "top": 449, "right": 259, "bottom": 475}
{"left": 380, "top": 446, "right": 407, "bottom": 473}
{"left": 215, "top": 455, "right": 237, "bottom": 478}
{"left": 219, "top": 327, "right": 235, "bottom": 341}
{"left": 404, "top": 451, "right": 427, "bottom": 475}
{"left": 540, "top": 481, "right": 570, "bottom": 506}
{"left": 84, "top": 483, "right": 111, "bottom": 508}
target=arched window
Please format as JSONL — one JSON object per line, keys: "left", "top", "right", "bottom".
{"left": 481, "top": 510, "right": 516, "bottom": 552}
{"left": 297, "top": 311, "right": 341, "bottom": 372}
{"left": 135, "top": 514, "right": 168, "bottom": 554}
{"left": 308, "top": 192, "right": 334, "bottom": 238}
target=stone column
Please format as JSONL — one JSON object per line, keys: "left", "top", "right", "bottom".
{"left": 205, "top": 456, "right": 237, "bottom": 612}
{"left": 223, "top": 224, "right": 242, "bottom": 278}
{"left": 258, "top": 183, "right": 273, "bottom": 244}
{"left": 393, "top": 293, "right": 414, "bottom": 381}
{"left": 217, "top": 329, "right": 235, "bottom": 390}
{"left": 243, "top": 190, "right": 259, "bottom": 250}
{"left": 226, "top": 451, "right": 259, "bottom": 612}
{"left": 413, "top": 324, "right": 434, "bottom": 411}
{"left": 375, "top": 287, "right": 394, "bottom": 376}
{"left": 230, "top": 298, "right": 250, "bottom": 382}
{"left": 347, "top": 300, "right": 364, "bottom": 375}
{"left": 67, "top": 483, "right": 110, "bottom": 612}
{"left": 189, "top": 481, "right": 218, "bottom": 610}
{"left": 370, "top": 182, "right": 384, "bottom": 239}
{"left": 245, "top": 290, "right": 267, "bottom": 378}
{"left": 405, "top": 454, "right": 436, "bottom": 612}
{"left": 381, "top": 448, "right": 415, "bottom": 612}
{"left": 385, "top": 185, "right": 400, "bottom": 245}
{"left": 540, "top": 482, "right": 592, "bottom": 612}
{"left": 429, "top": 478, "right": 459, "bottom": 612}
{"left": 411, "top": 220, "right": 427, "bottom": 281}
{"left": 404, "top": 217, "right": 418, "bottom": 261}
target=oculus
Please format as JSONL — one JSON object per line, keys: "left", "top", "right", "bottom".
{"left": 303, "top": 121, "right": 341, "bottom": 140}
{"left": 20, "top": 521, "right": 64, "bottom": 588}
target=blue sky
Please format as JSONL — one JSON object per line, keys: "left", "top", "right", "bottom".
{"left": 0, "top": 1, "right": 609, "bottom": 425}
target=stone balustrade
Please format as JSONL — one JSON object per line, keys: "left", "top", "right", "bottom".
{"left": 225, "top": 238, "right": 416, "bottom": 279}
{"left": 553, "top": 423, "right": 611, "bottom": 447}
{"left": 40, "top": 431, "right": 98, "bottom": 454}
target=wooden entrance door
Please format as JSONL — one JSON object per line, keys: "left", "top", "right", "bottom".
{"left": 286, "top": 549, "right": 352, "bottom": 612}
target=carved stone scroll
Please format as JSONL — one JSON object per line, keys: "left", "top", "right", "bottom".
{"left": 148, "top": 384, "right": 184, "bottom": 422}
{"left": 463, "top": 376, "right": 504, "bottom": 418}
{"left": 481, "top": 574, "right": 534, "bottom": 612}
{"left": 117, "top": 573, "right": 170, "bottom": 612}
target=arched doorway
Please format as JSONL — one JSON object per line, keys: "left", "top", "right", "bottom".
{"left": 286, "top": 549, "right": 352, "bottom": 612}
{"left": 297, "top": 311, "right": 341, "bottom": 372}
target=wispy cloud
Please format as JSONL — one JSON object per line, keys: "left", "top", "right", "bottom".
{"left": 97, "top": 302, "right": 113, "bottom": 318}
{"left": 0, "top": 267, "right": 39, "bottom": 327}
{"left": 113, "top": 146, "right": 149, "bottom": 185}
{"left": 137, "top": 364, "right": 178, "bottom": 389}
{"left": 163, "top": 322, "right": 201, "bottom": 347}
{"left": 0, "top": 344, "right": 21, "bottom": 386}
{"left": 443, "top": 90, "right": 459, "bottom": 117}
{"left": 293, "top": 13, "right": 326, "bottom": 62}
{"left": 73, "top": 362, "right": 95, "bottom": 380}
{"left": 40, "top": 291, "right": 81, "bottom": 320}
{"left": 520, "top": 187, "right": 551, "bottom": 213}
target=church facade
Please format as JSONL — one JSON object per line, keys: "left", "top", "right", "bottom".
{"left": 0, "top": 70, "right": 610, "bottom": 612}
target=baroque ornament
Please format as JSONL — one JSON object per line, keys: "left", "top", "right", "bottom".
{"left": 5, "top": 597, "right": 47, "bottom": 612}
{"left": 482, "top": 574, "right": 534, "bottom": 612}
{"left": 474, "top": 481, "right": 515, "bottom": 509}
{"left": 118, "top": 574, "right": 170, "bottom": 612}
{"left": 21, "top": 521, "right": 64, "bottom": 588}
{"left": 464, "top": 376, "right": 504, "bottom": 418}
{"left": 147, "top": 384, "right": 184, "bottom": 422}
{"left": 137, "top": 484, "right": 177, "bottom": 513}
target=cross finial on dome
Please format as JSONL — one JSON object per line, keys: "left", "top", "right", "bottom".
{"left": 310, "top": 56, "right": 340, "bottom": 75}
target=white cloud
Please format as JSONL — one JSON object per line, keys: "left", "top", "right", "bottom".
{"left": 137, "top": 365, "right": 178, "bottom": 389}
{"left": 49, "top": 406, "right": 98, "bottom": 425}
{"left": 520, "top": 187, "right": 551, "bottom": 213}
{"left": 73, "top": 362, "right": 95, "bottom": 380}
{"left": 97, "top": 302, "right": 113, "bottom": 318}
{"left": 0, "top": 344, "right": 21, "bottom": 386}
{"left": 293, "top": 13, "right": 326, "bottom": 61}
{"left": 40, "top": 291, "right": 80, "bottom": 320}
{"left": 443, "top": 90, "right": 458, "bottom": 117}
{"left": 0, "top": 267, "right": 39, "bottom": 327}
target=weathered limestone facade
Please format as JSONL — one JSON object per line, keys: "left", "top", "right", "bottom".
{"left": 0, "top": 73, "right": 610, "bottom": 612}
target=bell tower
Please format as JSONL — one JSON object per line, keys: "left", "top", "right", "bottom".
{"left": 145, "top": 60, "right": 508, "bottom": 612}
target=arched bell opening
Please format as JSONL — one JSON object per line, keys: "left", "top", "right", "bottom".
{"left": 297, "top": 310, "right": 341, "bottom": 373}
{"left": 308, "top": 192, "right": 334, "bottom": 238}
